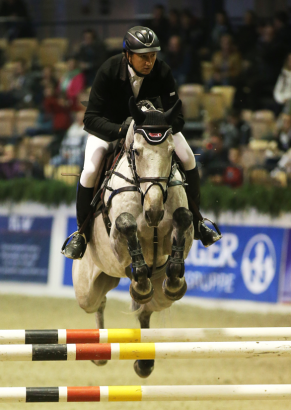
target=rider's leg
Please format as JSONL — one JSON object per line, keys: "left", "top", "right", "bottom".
{"left": 63, "top": 135, "right": 117, "bottom": 260}
{"left": 172, "top": 132, "right": 221, "bottom": 247}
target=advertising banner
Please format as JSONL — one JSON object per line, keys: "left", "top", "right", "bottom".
{"left": 279, "top": 229, "right": 291, "bottom": 302}
{"left": 0, "top": 215, "right": 53, "bottom": 284}
{"left": 63, "top": 217, "right": 77, "bottom": 286}
{"left": 185, "top": 225, "right": 286, "bottom": 303}
{"left": 62, "top": 219, "right": 286, "bottom": 303}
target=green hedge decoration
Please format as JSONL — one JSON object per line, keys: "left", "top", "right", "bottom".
{"left": 0, "top": 179, "right": 290, "bottom": 216}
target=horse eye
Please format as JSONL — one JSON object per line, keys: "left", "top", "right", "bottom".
{"left": 133, "top": 149, "right": 140, "bottom": 156}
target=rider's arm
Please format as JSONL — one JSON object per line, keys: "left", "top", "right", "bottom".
{"left": 160, "top": 65, "right": 185, "bottom": 134}
{"left": 83, "top": 68, "right": 122, "bottom": 142}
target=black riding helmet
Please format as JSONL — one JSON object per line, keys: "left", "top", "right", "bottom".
{"left": 123, "top": 26, "right": 161, "bottom": 77}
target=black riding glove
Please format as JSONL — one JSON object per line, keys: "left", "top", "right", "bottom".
{"left": 119, "top": 116, "right": 132, "bottom": 138}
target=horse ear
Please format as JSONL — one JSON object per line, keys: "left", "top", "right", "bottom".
{"left": 129, "top": 96, "right": 146, "bottom": 124}
{"left": 164, "top": 99, "right": 182, "bottom": 125}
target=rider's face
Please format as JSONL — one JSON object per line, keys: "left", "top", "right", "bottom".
{"left": 128, "top": 52, "right": 157, "bottom": 75}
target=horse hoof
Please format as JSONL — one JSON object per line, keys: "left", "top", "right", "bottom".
{"left": 134, "top": 360, "right": 155, "bottom": 378}
{"left": 91, "top": 359, "right": 108, "bottom": 367}
{"left": 130, "top": 282, "right": 154, "bottom": 304}
{"left": 162, "top": 277, "right": 187, "bottom": 301}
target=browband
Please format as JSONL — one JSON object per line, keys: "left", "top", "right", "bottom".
{"left": 134, "top": 124, "right": 172, "bottom": 145}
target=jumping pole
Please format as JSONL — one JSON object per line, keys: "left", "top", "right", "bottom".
{"left": 1, "top": 327, "right": 291, "bottom": 344}
{"left": 1, "top": 385, "right": 291, "bottom": 402}
{"left": 1, "top": 341, "right": 291, "bottom": 361}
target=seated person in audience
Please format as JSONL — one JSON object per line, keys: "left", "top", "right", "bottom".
{"left": 43, "top": 86, "right": 73, "bottom": 156}
{"left": 164, "top": 35, "right": 191, "bottom": 86}
{"left": 211, "top": 10, "right": 232, "bottom": 50}
{"left": 74, "top": 29, "right": 106, "bottom": 87}
{"left": 145, "top": 4, "right": 169, "bottom": 49}
{"left": 271, "top": 148, "right": 291, "bottom": 179}
{"left": 208, "top": 34, "right": 242, "bottom": 88}
{"left": 0, "top": 58, "right": 35, "bottom": 109}
{"left": 197, "top": 132, "right": 229, "bottom": 181}
{"left": 0, "top": 145, "right": 25, "bottom": 179}
{"left": 168, "top": 9, "right": 181, "bottom": 38}
{"left": 236, "top": 10, "right": 258, "bottom": 59}
{"left": 0, "top": 0, "right": 35, "bottom": 40}
{"left": 180, "top": 9, "right": 203, "bottom": 49}
{"left": 221, "top": 108, "right": 252, "bottom": 148}
{"left": 34, "top": 65, "right": 58, "bottom": 105}
{"left": 248, "top": 24, "right": 286, "bottom": 110}
{"left": 59, "top": 57, "right": 85, "bottom": 108}
{"left": 222, "top": 147, "right": 244, "bottom": 187}
{"left": 276, "top": 113, "right": 291, "bottom": 152}
{"left": 274, "top": 53, "right": 291, "bottom": 114}
{"left": 50, "top": 111, "right": 88, "bottom": 168}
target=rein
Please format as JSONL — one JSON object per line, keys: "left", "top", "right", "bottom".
{"left": 100, "top": 138, "right": 187, "bottom": 276}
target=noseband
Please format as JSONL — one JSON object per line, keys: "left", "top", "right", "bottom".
{"left": 128, "top": 141, "right": 170, "bottom": 206}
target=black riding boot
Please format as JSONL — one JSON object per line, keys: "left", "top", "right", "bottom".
{"left": 184, "top": 167, "right": 221, "bottom": 247}
{"left": 62, "top": 183, "right": 94, "bottom": 260}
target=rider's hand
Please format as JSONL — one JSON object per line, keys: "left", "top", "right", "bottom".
{"left": 119, "top": 116, "right": 132, "bottom": 137}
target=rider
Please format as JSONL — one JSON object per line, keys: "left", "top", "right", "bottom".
{"left": 63, "top": 26, "right": 221, "bottom": 260}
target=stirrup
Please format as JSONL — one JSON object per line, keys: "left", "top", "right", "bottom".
{"left": 198, "top": 217, "right": 222, "bottom": 246}
{"left": 61, "top": 231, "right": 87, "bottom": 255}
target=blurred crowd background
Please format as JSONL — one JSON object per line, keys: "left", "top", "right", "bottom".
{"left": 0, "top": 0, "right": 291, "bottom": 190}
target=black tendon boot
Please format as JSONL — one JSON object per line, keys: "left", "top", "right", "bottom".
{"left": 184, "top": 167, "right": 221, "bottom": 247}
{"left": 62, "top": 183, "right": 94, "bottom": 259}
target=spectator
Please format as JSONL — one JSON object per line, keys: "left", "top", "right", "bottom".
{"left": 180, "top": 9, "right": 203, "bottom": 49}
{"left": 274, "top": 53, "right": 291, "bottom": 113}
{"left": 248, "top": 25, "right": 286, "bottom": 110}
{"left": 43, "top": 86, "right": 73, "bottom": 156}
{"left": 50, "top": 111, "right": 88, "bottom": 168}
{"left": 0, "top": 58, "right": 35, "bottom": 109}
{"left": 0, "top": 0, "right": 35, "bottom": 40}
{"left": 34, "top": 65, "right": 58, "bottom": 105}
{"left": 0, "top": 145, "right": 25, "bottom": 179}
{"left": 146, "top": 4, "right": 169, "bottom": 49}
{"left": 208, "top": 34, "right": 242, "bottom": 88}
{"left": 164, "top": 35, "right": 191, "bottom": 86}
{"left": 276, "top": 113, "right": 291, "bottom": 152}
{"left": 211, "top": 10, "right": 232, "bottom": 50}
{"left": 222, "top": 147, "right": 244, "bottom": 187}
{"left": 221, "top": 108, "right": 252, "bottom": 148}
{"left": 168, "top": 9, "right": 181, "bottom": 38}
{"left": 273, "top": 11, "right": 291, "bottom": 50}
{"left": 75, "top": 29, "right": 106, "bottom": 87}
{"left": 59, "top": 57, "right": 85, "bottom": 108}
{"left": 198, "top": 132, "right": 229, "bottom": 180}
{"left": 236, "top": 10, "right": 258, "bottom": 59}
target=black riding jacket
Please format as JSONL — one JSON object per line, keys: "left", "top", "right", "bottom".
{"left": 83, "top": 53, "right": 184, "bottom": 142}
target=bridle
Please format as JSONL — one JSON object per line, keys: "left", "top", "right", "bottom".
{"left": 99, "top": 126, "right": 187, "bottom": 236}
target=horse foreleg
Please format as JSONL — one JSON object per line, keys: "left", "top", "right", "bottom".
{"left": 114, "top": 212, "right": 154, "bottom": 304}
{"left": 132, "top": 301, "right": 155, "bottom": 378}
{"left": 163, "top": 207, "right": 193, "bottom": 301}
{"left": 92, "top": 296, "right": 108, "bottom": 367}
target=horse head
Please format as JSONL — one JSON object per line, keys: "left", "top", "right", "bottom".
{"left": 128, "top": 96, "right": 182, "bottom": 227}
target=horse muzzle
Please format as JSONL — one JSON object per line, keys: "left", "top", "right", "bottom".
{"left": 145, "top": 210, "right": 164, "bottom": 227}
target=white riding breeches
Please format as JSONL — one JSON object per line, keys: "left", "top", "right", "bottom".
{"left": 80, "top": 132, "right": 196, "bottom": 188}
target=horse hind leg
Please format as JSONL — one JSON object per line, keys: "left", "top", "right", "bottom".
{"left": 91, "top": 296, "right": 108, "bottom": 367}
{"left": 132, "top": 301, "right": 155, "bottom": 378}
{"left": 115, "top": 212, "right": 153, "bottom": 304}
{"left": 163, "top": 207, "right": 193, "bottom": 301}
